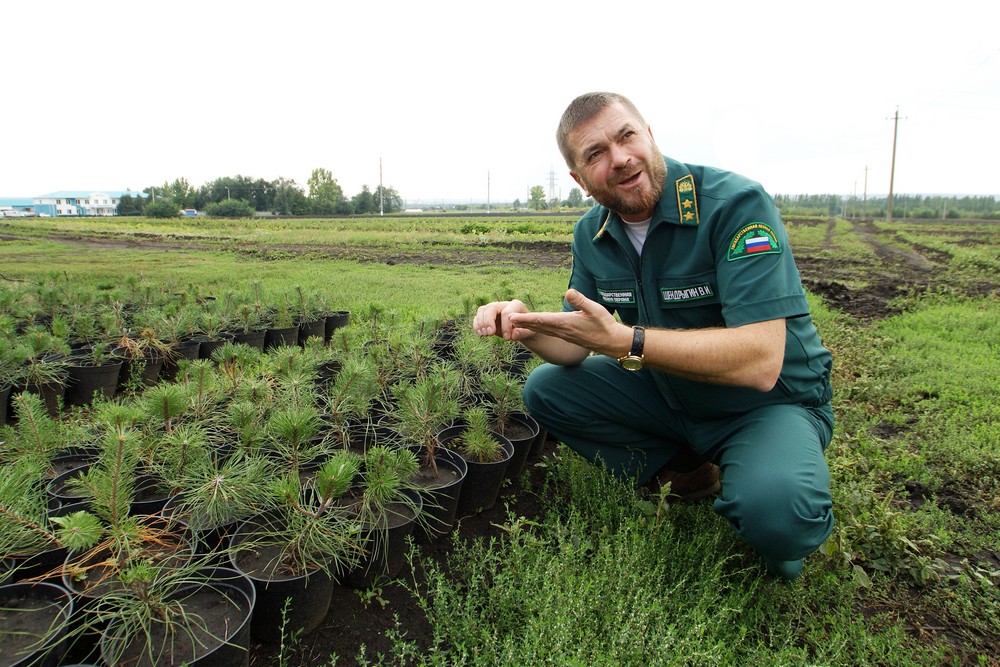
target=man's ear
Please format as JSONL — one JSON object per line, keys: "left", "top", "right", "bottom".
{"left": 570, "top": 171, "right": 587, "bottom": 195}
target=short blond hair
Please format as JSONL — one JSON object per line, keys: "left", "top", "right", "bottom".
{"left": 556, "top": 92, "right": 646, "bottom": 169}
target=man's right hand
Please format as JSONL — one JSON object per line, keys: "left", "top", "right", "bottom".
{"left": 473, "top": 300, "right": 533, "bottom": 340}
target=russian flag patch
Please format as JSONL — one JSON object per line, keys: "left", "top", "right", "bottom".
{"left": 727, "top": 223, "right": 781, "bottom": 261}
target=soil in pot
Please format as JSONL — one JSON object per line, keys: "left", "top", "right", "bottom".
{"left": 228, "top": 515, "right": 336, "bottom": 643}
{"left": 495, "top": 412, "right": 540, "bottom": 481}
{"left": 435, "top": 425, "right": 513, "bottom": 518}
{"left": 0, "top": 581, "right": 74, "bottom": 667}
{"left": 406, "top": 446, "right": 467, "bottom": 540}
{"left": 340, "top": 490, "right": 422, "bottom": 590}
{"left": 100, "top": 568, "right": 255, "bottom": 667}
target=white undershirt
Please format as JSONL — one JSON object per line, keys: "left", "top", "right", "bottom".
{"left": 622, "top": 217, "right": 652, "bottom": 254}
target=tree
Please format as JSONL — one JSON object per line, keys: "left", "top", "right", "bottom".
{"left": 372, "top": 185, "right": 404, "bottom": 214}
{"left": 566, "top": 187, "right": 584, "bottom": 208}
{"left": 529, "top": 186, "right": 547, "bottom": 211}
{"left": 143, "top": 199, "right": 180, "bottom": 219}
{"left": 352, "top": 185, "right": 375, "bottom": 215}
{"left": 307, "top": 168, "right": 344, "bottom": 216}
{"left": 271, "top": 177, "right": 309, "bottom": 215}
{"left": 164, "top": 178, "right": 195, "bottom": 208}
{"left": 117, "top": 193, "right": 144, "bottom": 216}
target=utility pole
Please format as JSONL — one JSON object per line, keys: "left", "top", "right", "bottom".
{"left": 379, "top": 157, "right": 384, "bottom": 216}
{"left": 886, "top": 107, "right": 904, "bottom": 221}
{"left": 863, "top": 165, "right": 868, "bottom": 219}
{"left": 487, "top": 171, "right": 491, "bottom": 214}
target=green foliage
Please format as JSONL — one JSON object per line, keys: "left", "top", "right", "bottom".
{"left": 143, "top": 198, "right": 181, "bottom": 218}
{"left": 204, "top": 198, "right": 256, "bottom": 218}
{"left": 456, "top": 407, "right": 503, "bottom": 463}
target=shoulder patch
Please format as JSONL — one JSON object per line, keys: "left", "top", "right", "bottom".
{"left": 675, "top": 174, "right": 699, "bottom": 225}
{"left": 728, "top": 222, "right": 781, "bottom": 261}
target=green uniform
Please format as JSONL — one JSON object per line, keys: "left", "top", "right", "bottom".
{"left": 523, "top": 155, "right": 834, "bottom": 571}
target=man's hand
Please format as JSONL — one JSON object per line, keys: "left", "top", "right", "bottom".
{"left": 508, "top": 289, "right": 631, "bottom": 358}
{"left": 473, "top": 299, "right": 533, "bottom": 340}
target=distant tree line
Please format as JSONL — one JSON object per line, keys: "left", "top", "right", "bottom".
{"left": 120, "top": 169, "right": 405, "bottom": 218}
{"left": 775, "top": 193, "right": 1000, "bottom": 220}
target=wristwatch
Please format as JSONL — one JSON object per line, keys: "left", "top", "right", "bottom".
{"left": 617, "top": 325, "right": 645, "bottom": 371}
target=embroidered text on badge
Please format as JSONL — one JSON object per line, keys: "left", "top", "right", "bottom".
{"left": 597, "top": 288, "right": 637, "bottom": 305}
{"left": 661, "top": 284, "right": 715, "bottom": 303}
{"left": 727, "top": 223, "right": 781, "bottom": 261}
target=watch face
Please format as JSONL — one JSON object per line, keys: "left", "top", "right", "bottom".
{"left": 619, "top": 356, "right": 644, "bottom": 371}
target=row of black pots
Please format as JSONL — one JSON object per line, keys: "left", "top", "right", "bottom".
{"left": 0, "top": 312, "right": 351, "bottom": 425}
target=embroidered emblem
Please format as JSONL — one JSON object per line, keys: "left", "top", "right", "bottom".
{"left": 592, "top": 210, "right": 612, "bottom": 241}
{"left": 727, "top": 222, "right": 782, "bottom": 261}
{"left": 675, "top": 174, "right": 699, "bottom": 225}
{"left": 597, "top": 288, "right": 636, "bottom": 305}
{"left": 660, "top": 283, "right": 715, "bottom": 303}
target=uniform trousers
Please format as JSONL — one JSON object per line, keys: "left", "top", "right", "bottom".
{"left": 522, "top": 355, "right": 835, "bottom": 564}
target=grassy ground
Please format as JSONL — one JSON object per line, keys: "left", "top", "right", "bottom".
{"left": 1, "top": 215, "right": 997, "bottom": 665}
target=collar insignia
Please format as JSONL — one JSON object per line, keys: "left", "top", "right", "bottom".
{"left": 675, "top": 174, "right": 699, "bottom": 225}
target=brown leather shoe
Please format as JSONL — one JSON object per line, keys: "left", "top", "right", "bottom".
{"left": 648, "top": 461, "right": 721, "bottom": 502}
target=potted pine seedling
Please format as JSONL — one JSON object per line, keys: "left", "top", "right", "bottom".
{"left": 230, "top": 301, "right": 266, "bottom": 351}
{"left": 477, "top": 369, "right": 541, "bottom": 480}
{"left": 339, "top": 446, "right": 423, "bottom": 589}
{"left": 440, "top": 406, "right": 513, "bottom": 517}
{"left": 167, "top": 449, "right": 275, "bottom": 556}
{"left": 154, "top": 306, "right": 201, "bottom": 381}
{"left": 390, "top": 369, "right": 468, "bottom": 538}
{"left": 318, "top": 352, "right": 383, "bottom": 452}
{"left": 13, "top": 331, "right": 70, "bottom": 417}
{"left": 112, "top": 323, "right": 173, "bottom": 393}
{"left": 264, "top": 298, "right": 299, "bottom": 351}
{"left": 1, "top": 457, "right": 105, "bottom": 582}
{"left": 228, "top": 451, "right": 363, "bottom": 642}
{"left": 84, "top": 561, "right": 256, "bottom": 667}
{"left": 64, "top": 341, "right": 124, "bottom": 407}
{"left": 0, "top": 341, "right": 27, "bottom": 425}
{"left": 210, "top": 340, "right": 264, "bottom": 398}
{"left": 293, "top": 286, "right": 325, "bottom": 347}
{"left": 264, "top": 404, "right": 326, "bottom": 478}
{"left": 193, "top": 309, "right": 235, "bottom": 360}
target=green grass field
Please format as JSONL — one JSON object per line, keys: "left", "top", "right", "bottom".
{"left": 1, "top": 215, "right": 997, "bottom": 665}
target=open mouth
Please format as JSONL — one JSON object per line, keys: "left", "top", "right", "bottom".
{"left": 617, "top": 171, "right": 642, "bottom": 188}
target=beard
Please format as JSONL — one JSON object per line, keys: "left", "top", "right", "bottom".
{"left": 586, "top": 151, "right": 667, "bottom": 217}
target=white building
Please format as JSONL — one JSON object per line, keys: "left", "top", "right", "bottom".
{"left": 32, "top": 191, "right": 142, "bottom": 216}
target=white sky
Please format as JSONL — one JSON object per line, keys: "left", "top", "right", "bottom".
{"left": 2, "top": 1, "right": 998, "bottom": 204}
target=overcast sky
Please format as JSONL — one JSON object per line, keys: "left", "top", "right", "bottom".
{"left": 3, "top": 1, "right": 997, "bottom": 204}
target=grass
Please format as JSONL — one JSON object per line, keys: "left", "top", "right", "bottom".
{"left": 1, "top": 215, "right": 998, "bottom": 665}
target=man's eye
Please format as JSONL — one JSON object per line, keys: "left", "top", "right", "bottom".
{"left": 587, "top": 150, "right": 602, "bottom": 162}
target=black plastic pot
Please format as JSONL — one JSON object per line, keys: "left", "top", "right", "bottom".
{"left": 228, "top": 512, "right": 336, "bottom": 642}
{"left": 64, "top": 359, "right": 123, "bottom": 407}
{"left": 496, "top": 412, "right": 541, "bottom": 481}
{"left": 99, "top": 566, "right": 255, "bottom": 667}
{"left": 264, "top": 325, "right": 299, "bottom": 351}
{"left": 0, "top": 383, "right": 12, "bottom": 425}
{"left": 0, "top": 581, "right": 75, "bottom": 667}
{"left": 437, "top": 425, "right": 514, "bottom": 517}
{"left": 230, "top": 328, "right": 266, "bottom": 351}
{"left": 323, "top": 310, "right": 351, "bottom": 343}
{"left": 112, "top": 348, "right": 163, "bottom": 392}
{"left": 296, "top": 318, "right": 326, "bottom": 347}
{"left": 408, "top": 445, "right": 468, "bottom": 539}
{"left": 197, "top": 333, "right": 236, "bottom": 360}
{"left": 341, "top": 489, "right": 423, "bottom": 590}
{"left": 160, "top": 339, "right": 201, "bottom": 381}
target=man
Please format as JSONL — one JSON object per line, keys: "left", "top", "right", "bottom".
{"left": 473, "top": 92, "right": 834, "bottom": 580}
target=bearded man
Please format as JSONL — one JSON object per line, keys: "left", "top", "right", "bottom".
{"left": 474, "top": 92, "right": 834, "bottom": 580}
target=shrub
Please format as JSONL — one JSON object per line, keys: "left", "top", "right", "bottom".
{"left": 204, "top": 199, "right": 256, "bottom": 218}
{"left": 143, "top": 199, "right": 181, "bottom": 219}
